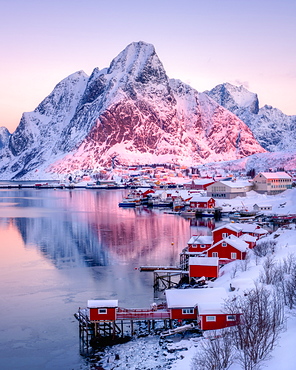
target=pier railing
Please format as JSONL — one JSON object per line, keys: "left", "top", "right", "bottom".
{"left": 116, "top": 307, "right": 170, "bottom": 320}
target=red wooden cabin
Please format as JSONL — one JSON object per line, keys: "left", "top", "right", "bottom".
{"left": 165, "top": 288, "right": 239, "bottom": 330}
{"left": 207, "top": 235, "right": 248, "bottom": 260}
{"left": 212, "top": 223, "right": 243, "bottom": 244}
{"left": 189, "top": 197, "right": 216, "bottom": 209}
{"left": 189, "top": 257, "right": 219, "bottom": 279}
{"left": 87, "top": 300, "right": 118, "bottom": 321}
{"left": 187, "top": 235, "right": 213, "bottom": 253}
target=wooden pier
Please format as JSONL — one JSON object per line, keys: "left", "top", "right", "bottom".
{"left": 74, "top": 306, "right": 174, "bottom": 356}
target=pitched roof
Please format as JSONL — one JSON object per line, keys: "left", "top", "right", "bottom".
{"left": 208, "top": 234, "right": 248, "bottom": 252}
{"left": 188, "top": 235, "right": 213, "bottom": 245}
{"left": 257, "top": 172, "right": 291, "bottom": 179}
{"left": 165, "top": 287, "right": 227, "bottom": 310}
{"left": 87, "top": 300, "right": 118, "bottom": 308}
{"left": 189, "top": 257, "right": 219, "bottom": 266}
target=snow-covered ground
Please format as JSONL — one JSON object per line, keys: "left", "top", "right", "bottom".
{"left": 89, "top": 189, "right": 296, "bottom": 369}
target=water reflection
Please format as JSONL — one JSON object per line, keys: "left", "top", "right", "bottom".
{"left": 0, "top": 189, "right": 225, "bottom": 270}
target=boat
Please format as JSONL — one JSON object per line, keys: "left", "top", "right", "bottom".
{"left": 118, "top": 198, "right": 141, "bottom": 207}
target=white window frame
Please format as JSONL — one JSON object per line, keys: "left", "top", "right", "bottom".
{"left": 98, "top": 308, "right": 107, "bottom": 314}
{"left": 222, "top": 242, "right": 227, "bottom": 247}
{"left": 206, "top": 316, "right": 216, "bottom": 322}
{"left": 227, "top": 315, "right": 236, "bottom": 321}
{"left": 182, "top": 308, "right": 194, "bottom": 314}
{"left": 212, "top": 252, "right": 218, "bottom": 257}
{"left": 200, "top": 244, "right": 205, "bottom": 248}
{"left": 231, "top": 252, "right": 237, "bottom": 259}
{"left": 222, "top": 232, "right": 228, "bottom": 238}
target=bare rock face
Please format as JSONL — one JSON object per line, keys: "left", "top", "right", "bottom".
{"left": 0, "top": 41, "right": 265, "bottom": 179}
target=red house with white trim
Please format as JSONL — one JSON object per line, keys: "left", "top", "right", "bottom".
{"left": 165, "top": 288, "right": 239, "bottom": 330}
{"left": 189, "top": 197, "right": 216, "bottom": 209}
{"left": 187, "top": 235, "right": 213, "bottom": 253}
{"left": 212, "top": 223, "right": 243, "bottom": 245}
{"left": 189, "top": 257, "right": 219, "bottom": 279}
{"left": 87, "top": 300, "right": 118, "bottom": 321}
{"left": 207, "top": 235, "right": 248, "bottom": 261}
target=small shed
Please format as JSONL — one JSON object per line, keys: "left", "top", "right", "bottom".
{"left": 189, "top": 196, "right": 216, "bottom": 209}
{"left": 87, "top": 300, "right": 118, "bottom": 321}
{"left": 189, "top": 257, "right": 219, "bottom": 279}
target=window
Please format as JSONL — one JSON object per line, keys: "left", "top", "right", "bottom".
{"left": 222, "top": 232, "right": 228, "bottom": 238}
{"left": 192, "top": 244, "right": 197, "bottom": 248}
{"left": 206, "top": 316, "right": 216, "bottom": 322}
{"left": 231, "top": 253, "right": 237, "bottom": 259}
{"left": 212, "top": 252, "right": 218, "bottom": 257}
{"left": 182, "top": 308, "right": 194, "bottom": 314}
{"left": 200, "top": 244, "right": 205, "bottom": 248}
{"left": 98, "top": 308, "right": 107, "bottom": 314}
{"left": 227, "top": 315, "right": 236, "bottom": 321}
{"left": 222, "top": 242, "right": 227, "bottom": 247}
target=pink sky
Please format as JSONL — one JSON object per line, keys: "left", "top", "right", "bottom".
{"left": 1, "top": 0, "right": 295, "bottom": 133}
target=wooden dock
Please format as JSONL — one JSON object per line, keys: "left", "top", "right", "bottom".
{"left": 74, "top": 307, "right": 175, "bottom": 355}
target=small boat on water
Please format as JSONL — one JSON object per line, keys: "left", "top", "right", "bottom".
{"left": 118, "top": 198, "right": 141, "bottom": 207}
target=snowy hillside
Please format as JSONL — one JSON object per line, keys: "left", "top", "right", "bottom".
{"left": 197, "top": 149, "right": 296, "bottom": 177}
{"left": 205, "top": 83, "right": 296, "bottom": 152}
{"left": 0, "top": 42, "right": 264, "bottom": 180}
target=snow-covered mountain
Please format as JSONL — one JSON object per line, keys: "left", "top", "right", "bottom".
{"left": 0, "top": 41, "right": 265, "bottom": 180}
{"left": 205, "top": 83, "right": 296, "bottom": 152}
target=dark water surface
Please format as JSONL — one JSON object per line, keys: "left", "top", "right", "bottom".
{"left": 0, "top": 188, "right": 215, "bottom": 369}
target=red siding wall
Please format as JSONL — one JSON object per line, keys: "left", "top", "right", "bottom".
{"left": 212, "top": 227, "right": 242, "bottom": 244}
{"left": 89, "top": 307, "right": 116, "bottom": 321}
{"left": 200, "top": 314, "right": 239, "bottom": 330}
{"left": 189, "top": 265, "right": 219, "bottom": 278}
{"left": 188, "top": 244, "right": 212, "bottom": 253}
{"left": 207, "top": 243, "right": 243, "bottom": 260}
{"left": 170, "top": 308, "right": 197, "bottom": 320}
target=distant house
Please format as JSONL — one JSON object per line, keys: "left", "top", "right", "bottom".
{"left": 165, "top": 288, "right": 240, "bottom": 330}
{"left": 253, "top": 203, "right": 272, "bottom": 212}
{"left": 184, "top": 179, "right": 215, "bottom": 190}
{"left": 189, "top": 257, "right": 219, "bottom": 279}
{"left": 207, "top": 235, "right": 249, "bottom": 261}
{"left": 189, "top": 196, "right": 216, "bottom": 209}
{"left": 252, "top": 172, "right": 292, "bottom": 195}
{"left": 207, "top": 180, "right": 253, "bottom": 199}
{"left": 87, "top": 300, "right": 118, "bottom": 321}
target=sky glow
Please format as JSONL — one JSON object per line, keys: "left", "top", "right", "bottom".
{"left": 1, "top": 0, "right": 295, "bottom": 133}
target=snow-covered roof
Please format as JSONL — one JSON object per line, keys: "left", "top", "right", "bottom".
{"left": 87, "top": 300, "right": 118, "bottom": 308}
{"left": 192, "top": 179, "right": 215, "bottom": 185}
{"left": 217, "top": 180, "right": 252, "bottom": 188}
{"left": 213, "top": 223, "right": 243, "bottom": 233}
{"left": 190, "top": 196, "right": 214, "bottom": 202}
{"left": 165, "top": 287, "right": 227, "bottom": 310}
{"left": 239, "top": 234, "right": 257, "bottom": 242}
{"left": 257, "top": 172, "right": 292, "bottom": 179}
{"left": 189, "top": 257, "right": 219, "bottom": 266}
{"left": 187, "top": 235, "right": 213, "bottom": 245}
{"left": 208, "top": 234, "right": 248, "bottom": 252}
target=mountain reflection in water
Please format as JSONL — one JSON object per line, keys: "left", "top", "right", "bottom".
{"left": 0, "top": 188, "right": 223, "bottom": 370}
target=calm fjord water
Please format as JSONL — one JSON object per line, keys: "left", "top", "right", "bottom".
{"left": 0, "top": 188, "right": 200, "bottom": 369}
